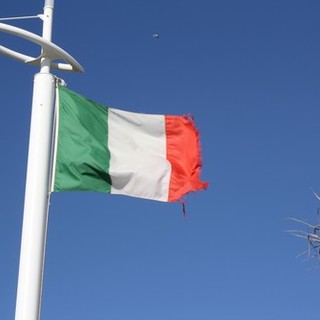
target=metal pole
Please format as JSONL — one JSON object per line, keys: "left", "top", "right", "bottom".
{"left": 15, "top": 1, "right": 55, "bottom": 319}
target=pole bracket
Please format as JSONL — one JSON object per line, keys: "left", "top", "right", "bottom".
{"left": 0, "top": 22, "right": 84, "bottom": 72}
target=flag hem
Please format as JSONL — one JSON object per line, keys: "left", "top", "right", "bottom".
{"left": 49, "top": 84, "right": 60, "bottom": 192}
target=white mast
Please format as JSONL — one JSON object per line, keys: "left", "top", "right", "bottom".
{"left": 14, "top": 2, "right": 55, "bottom": 318}
{"left": 0, "top": 1, "right": 83, "bottom": 319}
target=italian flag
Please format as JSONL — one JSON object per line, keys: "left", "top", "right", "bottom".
{"left": 51, "top": 85, "right": 208, "bottom": 202}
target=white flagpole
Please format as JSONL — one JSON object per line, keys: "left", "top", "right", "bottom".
{"left": 0, "top": 1, "right": 82, "bottom": 318}
{"left": 14, "top": 1, "right": 55, "bottom": 319}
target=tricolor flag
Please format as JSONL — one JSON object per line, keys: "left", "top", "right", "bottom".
{"left": 51, "top": 85, "right": 208, "bottom": 202}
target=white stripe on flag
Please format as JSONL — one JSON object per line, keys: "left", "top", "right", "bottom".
{"left": 108, "top": 108, "right": 172, "bottom": 201}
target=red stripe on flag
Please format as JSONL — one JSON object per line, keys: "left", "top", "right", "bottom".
{"left": 165, "top": 115, "right": 208, "bottom": 202}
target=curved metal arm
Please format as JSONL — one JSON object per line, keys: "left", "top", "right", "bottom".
{"left": 0, "top": 22, "right": 84, "bottom": 72}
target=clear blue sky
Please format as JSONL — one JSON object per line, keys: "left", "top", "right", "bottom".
{"left": 1, "top": 0, "right": 320, "bottom": 319}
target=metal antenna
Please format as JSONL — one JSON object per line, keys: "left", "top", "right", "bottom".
{"left": 0, "top": 15, "right": 42, "bottom": 21}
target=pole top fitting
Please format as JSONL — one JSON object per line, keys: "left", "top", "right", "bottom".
{"left": 44, "top": 0, "right": 54, "bottom": 9}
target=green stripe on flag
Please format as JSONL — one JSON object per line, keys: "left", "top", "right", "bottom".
{"left": 53, "top": 85, "right": 112, "bottom": 193}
